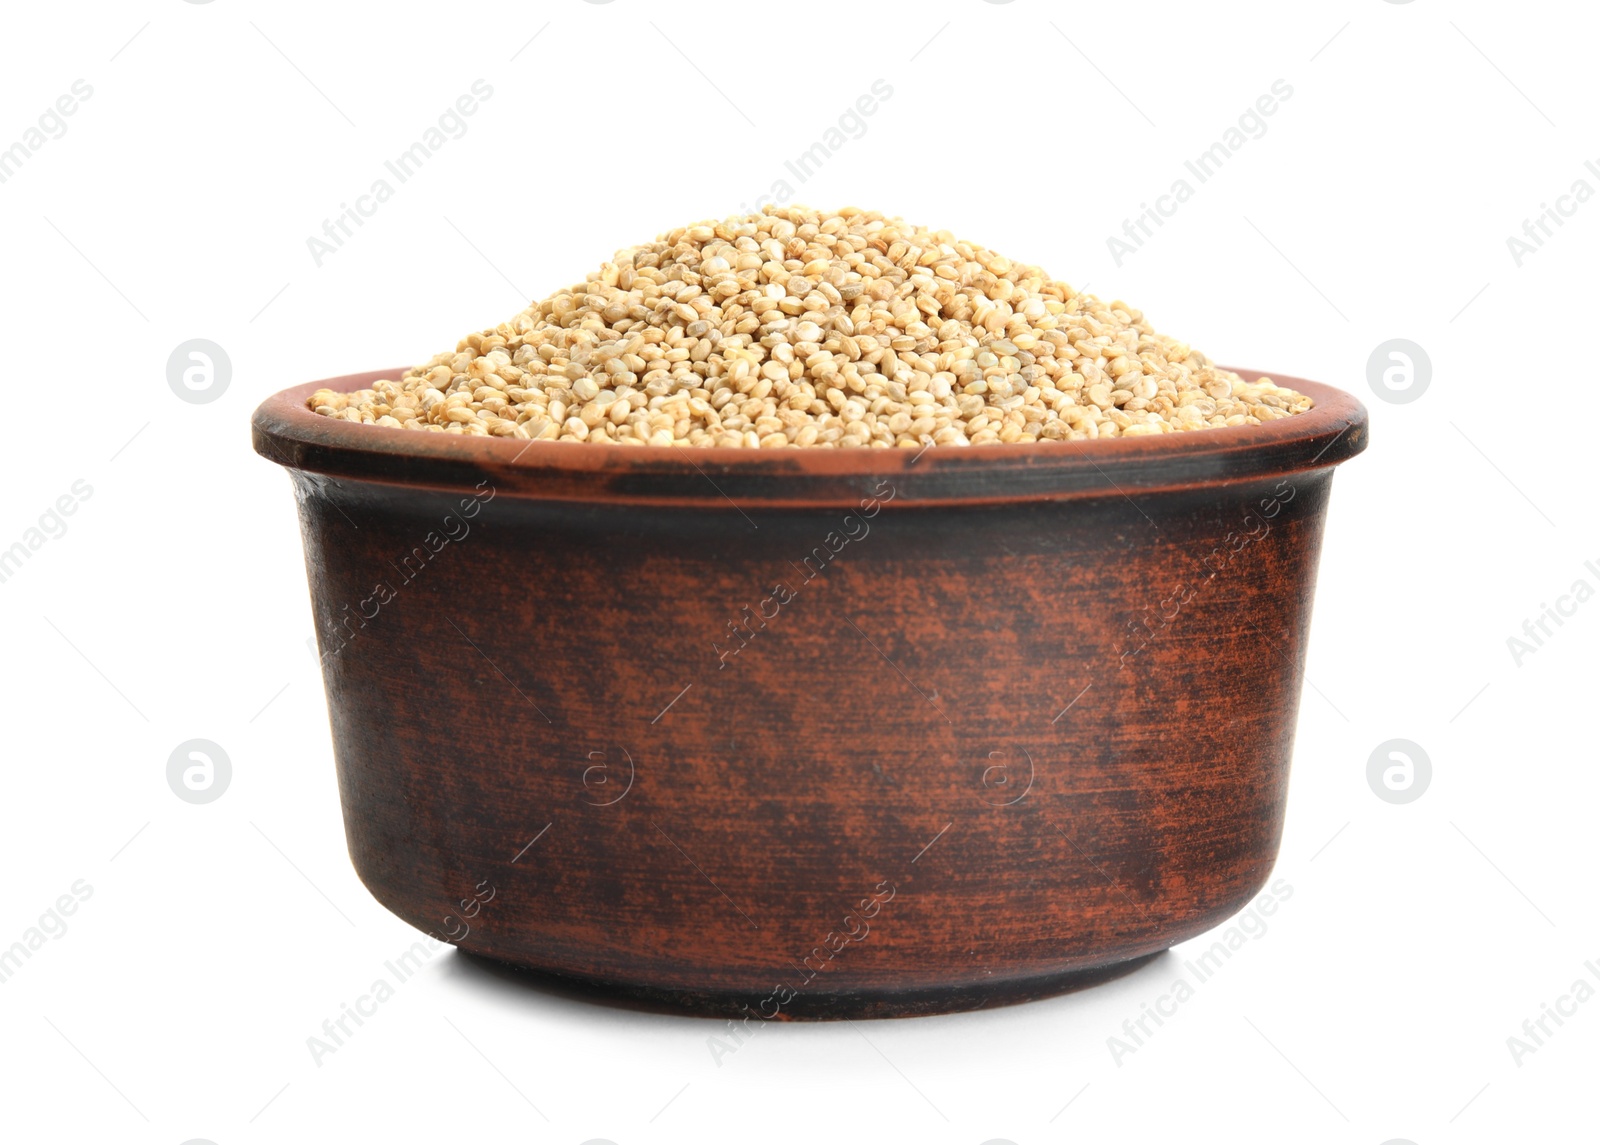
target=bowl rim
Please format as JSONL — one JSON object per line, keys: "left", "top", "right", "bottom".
{"left": 252, "top": 367, "right": 1368, "bottom": 508}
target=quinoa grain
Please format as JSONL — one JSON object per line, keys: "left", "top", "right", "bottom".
{"left": 312, "top": 207, "right": 1312, "bottom": 446}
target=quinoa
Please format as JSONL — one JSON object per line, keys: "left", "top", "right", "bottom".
{"left": 308, "top": 206, "right": 1312, "bottom": 447}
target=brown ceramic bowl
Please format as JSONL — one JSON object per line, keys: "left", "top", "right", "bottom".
{"left": 253, "top": 368, "right": 1366, "bottom": 1018}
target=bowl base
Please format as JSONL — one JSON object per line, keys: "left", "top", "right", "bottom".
{"left": 451, "top": 949, "right": 1165, "bottom": 1021}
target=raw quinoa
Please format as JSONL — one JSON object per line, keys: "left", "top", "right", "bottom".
{"left": 308, "top": 206, "right": 1311, "bottom": 447}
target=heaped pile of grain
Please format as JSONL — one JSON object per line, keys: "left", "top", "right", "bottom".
{"left": 309, "top": 206, "right": 1311, "bottom": 447}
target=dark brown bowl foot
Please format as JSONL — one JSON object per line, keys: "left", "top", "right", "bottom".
{"left": 449, "top": 949, "right": 1165, "bottom": 1021}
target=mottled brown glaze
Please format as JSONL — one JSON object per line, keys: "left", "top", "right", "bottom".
{"left": 253, "top": 368, "right": 1366, "bottom": 1019}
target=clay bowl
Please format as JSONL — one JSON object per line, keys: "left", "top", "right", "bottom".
{"left": 253, "top": 368, "right": 1366, "bottom": 1019}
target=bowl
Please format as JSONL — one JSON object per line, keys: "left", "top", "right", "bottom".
{"left": 253, "top": 367, "right": 1366, "bottom": 1018}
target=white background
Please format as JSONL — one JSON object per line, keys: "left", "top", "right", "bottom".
{"left": 1, "top": 1, "right": 1595, "bottom": 1142}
